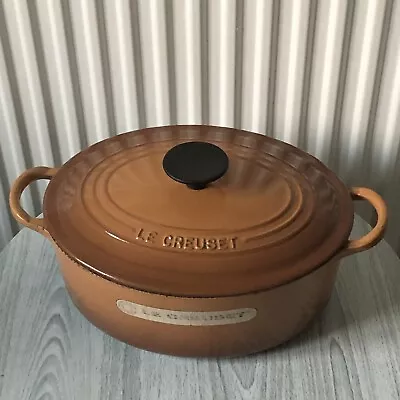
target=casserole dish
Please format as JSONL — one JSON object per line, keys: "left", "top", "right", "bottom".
{"left": 9, "top": 125, "right": 387, "bottom": 357}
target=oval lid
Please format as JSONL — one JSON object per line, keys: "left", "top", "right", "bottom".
{"left": 44, "top": 125, "right": 354, "bottom": 297}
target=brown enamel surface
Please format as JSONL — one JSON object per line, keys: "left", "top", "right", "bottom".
{"left": 56, "top": 242, "right": 340, "bottom": 357}
{"left": 8, "top": 124, "right": 389, "bottom": 357}
{"left": 42, "top": 125, "right": 354, "bottom": 296}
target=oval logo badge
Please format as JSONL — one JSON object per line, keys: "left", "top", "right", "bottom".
{"left": 116, "top": 300, "right": 257, "bottom": 326}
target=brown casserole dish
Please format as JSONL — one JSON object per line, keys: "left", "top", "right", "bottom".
{"left": 9, "top": 125, "right": 387, "bottom": 357}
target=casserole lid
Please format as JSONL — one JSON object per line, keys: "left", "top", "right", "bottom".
{"left": 44, "top": 125, "right": 354, "bottom": 296}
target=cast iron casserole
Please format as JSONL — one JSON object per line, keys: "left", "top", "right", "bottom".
{"left": 9, "top": 125, "right": 387, "bottom": 357}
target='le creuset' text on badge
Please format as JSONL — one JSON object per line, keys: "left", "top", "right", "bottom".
{"left": 116, "top": 300, "right": 257, "bottom": 326}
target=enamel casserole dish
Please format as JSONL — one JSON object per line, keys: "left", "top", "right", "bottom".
{"left": 9, "top": 125, "right": 387, "bottom": 357}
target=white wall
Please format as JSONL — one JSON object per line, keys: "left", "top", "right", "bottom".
{"left": 1, "top": 0, "right": 400, "bottom": 252}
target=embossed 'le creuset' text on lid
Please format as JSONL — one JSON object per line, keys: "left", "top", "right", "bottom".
{"left": 43, "top": 125, "right": 354, "bottom": 296}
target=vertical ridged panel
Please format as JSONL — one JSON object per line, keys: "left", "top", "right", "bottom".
{"left": 104, "top": 0, "right": 140, "bottom": 133}
{"left": 370, "top": 0, "right": 400, "bottom": 247}
{"left": 36, "top": 0, "right": 82, "bottom": 162}
{"left": 2, "top": 0, "right": 55, "bottom": 167}
{"left": 1, "top": 0, "right": 58, "bottom": 209}
{"left": 209, "top": 0, "right": 236, "bottom": 127}
{"left": 0, "top": 35, "right": 34, "bottom": 226}
{"left": 69, "top": 0, "right": 110, "bottom": 143}
{"left": 306, "top": 0, "right": 348, "bottom": 164}
{"left": 370, "top": 0, "right": 400, "bottom": 187}
{"left": 1, "top": 0, "right": 400, "bottom": 253}
{"left": 173, "top": 0, "right": 202, "bottom": 124}
{"left": 274, "top": 0, "right": 312, "bottom": 146}
{"left": 138, "top": 0, "right": 171, "bottom": 126}
{"left": 337, "top": 0, "right": 387, "bottom": 184}
{"left": 241, "top": 0, "right": 273, "bottom": 134}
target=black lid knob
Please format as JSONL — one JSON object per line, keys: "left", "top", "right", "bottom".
{"left": 162, "top": 141, "right": 229, "bottom": 190}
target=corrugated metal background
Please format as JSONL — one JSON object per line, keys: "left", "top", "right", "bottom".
{"left": 1, "top": 0, "right": 400, "bottom": 252}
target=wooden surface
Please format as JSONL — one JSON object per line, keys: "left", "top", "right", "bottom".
{"left": 0, "top": 216, "right": 399, "bottom": 400}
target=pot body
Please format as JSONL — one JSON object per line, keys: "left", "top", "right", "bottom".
{"left": 54, "top": 241, "right": 339, "bottom": 357}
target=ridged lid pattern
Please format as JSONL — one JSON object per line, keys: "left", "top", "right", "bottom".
{"left": 44, "top": 125, "right": 354, "bottom": 296}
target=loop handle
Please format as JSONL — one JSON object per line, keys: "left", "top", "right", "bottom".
{"left": 341, "top": 187, "right": 387, "bottom": 256}
{"left": 9, "top": 166, "right": 58, "bottom": 235}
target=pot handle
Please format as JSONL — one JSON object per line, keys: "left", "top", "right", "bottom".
{"left": 9, "top": 166, "right": 58, "bottom": 235}
{"left": 341, "top": 187, "right": 387, "bottom": 256}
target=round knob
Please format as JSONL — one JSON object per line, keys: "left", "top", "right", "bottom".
{"left": 162, "top": 141, "right": 229, "bottom": 190}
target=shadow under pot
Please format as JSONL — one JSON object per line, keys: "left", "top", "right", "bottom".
{"left": 9, "top": 125, "right": 387, "bottom": 357}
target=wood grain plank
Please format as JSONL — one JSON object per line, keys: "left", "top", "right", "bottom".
{"left": 0, "top": 217, "right": 399, "bottom": 400}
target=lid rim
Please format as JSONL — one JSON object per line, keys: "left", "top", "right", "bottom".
{"left": 43, "top": 125, "right": 355, "bottom": 297}
{"left": 51, "top": 227, "right": 351, "bottom": 298}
